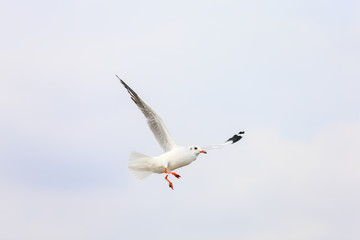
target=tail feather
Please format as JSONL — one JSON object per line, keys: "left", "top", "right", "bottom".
{"left": 128, "top": 151, "right": 152, "bottom": 180}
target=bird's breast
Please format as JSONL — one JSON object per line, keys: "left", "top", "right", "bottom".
{"left": 165, "top": 148, "right": 196, "bottom": 171}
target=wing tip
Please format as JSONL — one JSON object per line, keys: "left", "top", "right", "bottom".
{"left": 115, "top": 74, "right": 126, "bottom": 85}
{"left": 116, "top": 75, "right": 136, "bottom": 98}
{"left": 226, "top": 131, "right": 245, "bottom": 144}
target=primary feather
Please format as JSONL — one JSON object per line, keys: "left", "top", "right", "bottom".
{"left": 116, "top": 75, "right": 176, "bottom": 152}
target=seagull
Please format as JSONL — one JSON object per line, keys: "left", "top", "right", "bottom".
{"left": 117, "top": 75, "right": 244, "bottom": 189}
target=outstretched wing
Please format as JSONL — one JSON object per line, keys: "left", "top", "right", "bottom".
{"left": 203, "top": 131, "right": 245, "bottom": 151}
{"left": 117, "top": 75, "right": 176, "bottom": 152}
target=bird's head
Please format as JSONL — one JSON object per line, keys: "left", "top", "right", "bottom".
{"left": 188, "top": 145, "right": 207, "bottom": 156}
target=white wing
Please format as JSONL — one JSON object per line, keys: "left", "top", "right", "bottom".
{"left": 203, "top": 131, "right": 244, "bottom": 151}
{"left": 117, "top": 75, "right": 176, "bottom": 152}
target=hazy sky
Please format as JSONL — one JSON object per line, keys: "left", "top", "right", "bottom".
{"left": 1, "top": 0, "right": 360, "bottom": 239}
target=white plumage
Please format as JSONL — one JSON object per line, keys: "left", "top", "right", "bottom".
{"left": 117, "top": 75, "right": 244, "bottom": 189}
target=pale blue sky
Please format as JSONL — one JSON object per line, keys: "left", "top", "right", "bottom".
{"left": 1, "top": 0, "right": 360, "bottom": 239}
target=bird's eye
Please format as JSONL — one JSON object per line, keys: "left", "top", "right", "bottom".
{"left": 194, "top": 147, "right": 198, "bottom": 150}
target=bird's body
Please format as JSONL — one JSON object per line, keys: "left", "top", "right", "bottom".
{"left": 129, "top": 146, "right": 197, "bottom": 177}
{"left": 117, "top": 75, "right": 244, "bottom": 189}
{"left": 154, "top": 146, "right": 198, "bottom": 172}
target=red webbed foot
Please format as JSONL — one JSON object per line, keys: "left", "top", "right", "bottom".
{"left": 165, "top": 174, "right": 174, "bottom": 190}
{"left": 164, "top": 168, "right": 181, "bottom": 179}
{"left": 172, "top": 172, "right": 181, "bottom": 179}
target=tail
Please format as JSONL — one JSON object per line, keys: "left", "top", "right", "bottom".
{"left": 128, "top": 151, "right": 153, "bottom": 180}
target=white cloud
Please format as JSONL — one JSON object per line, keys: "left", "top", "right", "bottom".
{"left": 1, "top": 123, "right": 359, "bottom": 240}
{"left": 1, "top": 0, "right": 360, "bottom": 239}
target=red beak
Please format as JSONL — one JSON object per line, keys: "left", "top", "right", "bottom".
{"left": 200, "top": 150, "right": 207, "bottom": 154}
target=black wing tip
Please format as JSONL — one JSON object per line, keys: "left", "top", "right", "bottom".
{"left": 116, "top": 75, "right": 134, "bottom": 96}
{"left": 115, "top": 74, "right": 126, "bottom": 85}
{"left": 116, "top": 76, "right": 143, "bottom": 106}
{"left": 226, "top": 131, "right": 245, "bottom": 144}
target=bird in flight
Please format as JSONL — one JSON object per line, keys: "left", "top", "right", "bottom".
{"left": 117, "top": 75, "right": 244, "bottom": 190}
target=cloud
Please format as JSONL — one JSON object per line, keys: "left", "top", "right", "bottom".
{"left": 1, "top": 0, "right": 359, "bottom": 239}
{"left": 1, "top": 123, "right": 359, "bottom": 240}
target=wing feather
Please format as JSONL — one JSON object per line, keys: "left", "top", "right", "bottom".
{"left": 117, "top": 75, "right": 176, "bottom": 152}
{"left": 203, "top": 131, "right": 245, "bottom": 151}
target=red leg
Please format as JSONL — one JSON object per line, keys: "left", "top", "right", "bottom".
{"left": 164, "top": 168, "right": 181, "bottom": 179}
{"left": 165, "top": 175, "right": 174, "bottom": 190}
